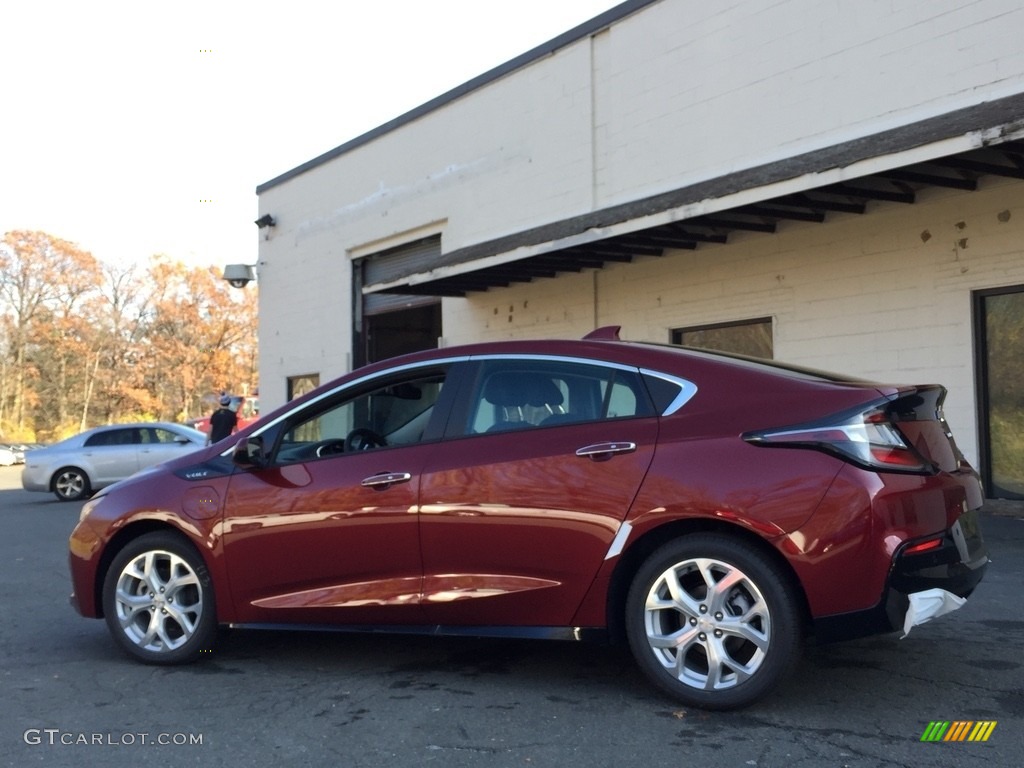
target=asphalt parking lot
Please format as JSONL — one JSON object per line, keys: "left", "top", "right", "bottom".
{"left": 1, "top": 464, "right": 1021, "bottom": 768}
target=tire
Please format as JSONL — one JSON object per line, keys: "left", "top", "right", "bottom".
{"left": 101, "top": 532, "right": 217, "bottom": 664}
{"left": 625, "top": 534, "right": 801, "bottom": 710}
{"left": 53, "top": 467, "right": 91, "bottom": 501}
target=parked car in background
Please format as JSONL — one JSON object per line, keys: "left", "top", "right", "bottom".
{"left": 67, "top": 328, "right": 987, "bottom": 709}
{"left": 0, "top": 444, "right": 19, "bottom": 467}
{"left": 23, "top": 423, "right": 207, "bottom": 501}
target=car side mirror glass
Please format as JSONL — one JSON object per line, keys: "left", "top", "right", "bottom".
{"left": 233, "top": 436, "right": 266, "bottom": 469}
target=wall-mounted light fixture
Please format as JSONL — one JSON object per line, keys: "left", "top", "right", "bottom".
{"left": 223, "top": 264, "right": 257, "bottom": 289}
{"left": 254, "top": 214, "right": 276, "bottom": 228}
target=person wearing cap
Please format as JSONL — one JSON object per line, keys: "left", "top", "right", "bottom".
{"left": 208, "top": 394, "right": 239, "bottom": 445}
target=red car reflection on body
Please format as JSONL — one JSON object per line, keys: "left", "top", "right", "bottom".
{"left": 68, "top": 327, "right": 987, "bottom": 709}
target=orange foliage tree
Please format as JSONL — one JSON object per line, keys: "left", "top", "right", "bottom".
{"left": 0, "top": 230, "right": 258, "bottom": 441}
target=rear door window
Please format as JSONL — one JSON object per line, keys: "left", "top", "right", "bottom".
{"left": 84, "top": 428, "right": 138, "bottom": 447}
{"left": 462, "top": 359, "right": 654, "bottom": 435}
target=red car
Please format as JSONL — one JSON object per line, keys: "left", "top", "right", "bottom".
{"left": 68, "top": 327, "right": 987, "bottom": 709}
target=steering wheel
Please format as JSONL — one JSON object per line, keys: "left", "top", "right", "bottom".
{"left": 344, "top": 428, "right": 387, "bottom": 452}
{"left": 314, "top": 439, "right": 347, "bottom": 458}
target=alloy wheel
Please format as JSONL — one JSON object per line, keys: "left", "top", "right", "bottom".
{"left": 642, "top": 556, "right": 771, "bottom": 690}
{"left": 102, "top": 532, "right": 217, "bottom": 664}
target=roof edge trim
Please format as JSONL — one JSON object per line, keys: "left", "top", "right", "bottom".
{"left": 256, "top": 0, "right": 660, "bottom": 195}
{"left": 361, "top": 95, "right": 1024, "bottom": 292}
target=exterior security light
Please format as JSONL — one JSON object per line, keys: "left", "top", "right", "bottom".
{"left": 223, "top": 264, "right": 256, "bottom": 289}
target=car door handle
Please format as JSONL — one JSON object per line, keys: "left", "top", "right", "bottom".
{"left": 361, "top": 472, "right": 412, "bottom": 489}
{"left": 575, "top": 442, "right": 637, "bottom": 460}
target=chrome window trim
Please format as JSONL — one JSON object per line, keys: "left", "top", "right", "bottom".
{"left": 468, "top": 353, "right": 641, "bottom": 374}
{"left": 639, "top": 368, "right": 698, "bottom": 416}
{"left": 225, "top": 353, "right": 698, "bottom": 457}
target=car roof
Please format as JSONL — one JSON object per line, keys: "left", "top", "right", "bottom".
{"left": 54, "top": 422, "right": 206, "bottom": 444}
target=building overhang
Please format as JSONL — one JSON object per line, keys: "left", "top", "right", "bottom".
{"left": 364, "top": 92, "right": 1024, "bottom": 298}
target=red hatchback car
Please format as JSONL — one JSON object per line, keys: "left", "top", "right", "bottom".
{"left": 68, "top": 328, "right": 987, "bottom": 709}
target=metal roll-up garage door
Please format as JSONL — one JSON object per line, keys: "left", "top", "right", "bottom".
{"left": 361, "top": 235, "right": 441, "bottom": 315}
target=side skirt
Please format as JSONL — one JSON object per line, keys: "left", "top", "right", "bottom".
{"left": 225, "top": 623, "right": 609, "bottom": 642}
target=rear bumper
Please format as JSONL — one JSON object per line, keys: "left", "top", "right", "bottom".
{"left": 889, "top": 508, "right": 988, "bottom": 597}
{"left": 813, "top": 509, "right": 988, "bottom": 643}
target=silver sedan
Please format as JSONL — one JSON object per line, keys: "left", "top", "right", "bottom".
{"left": 21, "top": 423, "right": 207, "bottom": 501}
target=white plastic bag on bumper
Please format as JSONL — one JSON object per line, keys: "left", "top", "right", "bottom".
{"left": 901, "top": 588, "right": 966, "bottom": 639}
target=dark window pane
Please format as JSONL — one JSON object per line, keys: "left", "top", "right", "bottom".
{"left": 985, "top": 289, "right": 1024, "bottom": 498}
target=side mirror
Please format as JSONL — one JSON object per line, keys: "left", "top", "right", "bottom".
{"left": 233, "top": 436, "right": 267, "bottom": 469}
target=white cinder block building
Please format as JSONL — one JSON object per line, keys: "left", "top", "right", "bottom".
{"left": 253, "top": 0, "right": 1024, "bottom": 499}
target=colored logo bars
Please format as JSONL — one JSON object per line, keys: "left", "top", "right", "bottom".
{"left": 921, "top": 721, "right": 997, "bottom": 742}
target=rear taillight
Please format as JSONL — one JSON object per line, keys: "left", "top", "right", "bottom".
{"left": 903, "top": 536, "right": 944, "bottom": 555}
{"left": 743, "top": 402, "right": 933, "bottom": 474}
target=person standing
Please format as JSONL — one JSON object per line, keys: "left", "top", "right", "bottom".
{"left": 208, "top": 395, "right": 238, "bottom": 444}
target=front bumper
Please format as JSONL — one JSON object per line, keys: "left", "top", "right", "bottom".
{"left": 21, "top": 465, "right": 50, "bottom": 492}
{"left": 68, "top": 518, "right": 104, "bottom": 617}
{"left": 814, "top": 509, "right": 988, "bottom": 643}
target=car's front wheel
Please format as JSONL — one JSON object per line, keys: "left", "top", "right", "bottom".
{"left": 625, "top": 534, "right": 802, "bottom": 710}
{"left": 101, "top": 532, "right": 217, "bottom": 664}
{"left": 52, "top": 467, "right": 91, "bottom": 501}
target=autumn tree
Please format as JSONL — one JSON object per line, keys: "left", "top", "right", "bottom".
{"left": 141, "top": 257, "right": 258, "bottom": 422}
{"left": 0, "top": 231, "right": 100, "bottom": 435}
{"left": 0, "top": 231, "right": 258, "bottom": 441}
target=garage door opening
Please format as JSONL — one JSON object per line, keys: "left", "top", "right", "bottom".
{"left": 354, "top": 235, "right": 444, "bottom": 367}
{"left": 363, "top": 303, "right": 442, "bottom": 365}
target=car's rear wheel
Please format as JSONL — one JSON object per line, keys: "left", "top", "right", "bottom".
{"left": 625, "top": 534, "right": 801, "bottom": 710}
{"left": 101, "top": 532, "right": 217, "bottom": 664}
{"left": 52, "top": 467, "right": 91, "bottom": 501}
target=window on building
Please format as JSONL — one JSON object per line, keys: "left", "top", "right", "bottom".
{"left": 975, "top": 286, "right": 1024, "bottom": 499}
{"left": 671, "top": 318, "right": 773, "bottom": 359}
{"left": 288, "top": 374, "right": 320, "bottom": 401}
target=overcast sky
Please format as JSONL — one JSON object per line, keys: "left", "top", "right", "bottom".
{"left": 1, "top": 0, "right": 621, "bottom": 270}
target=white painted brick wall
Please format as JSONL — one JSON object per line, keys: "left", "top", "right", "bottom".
{"left": 260, "top": 0, "right": 1024, "bottom": 269}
